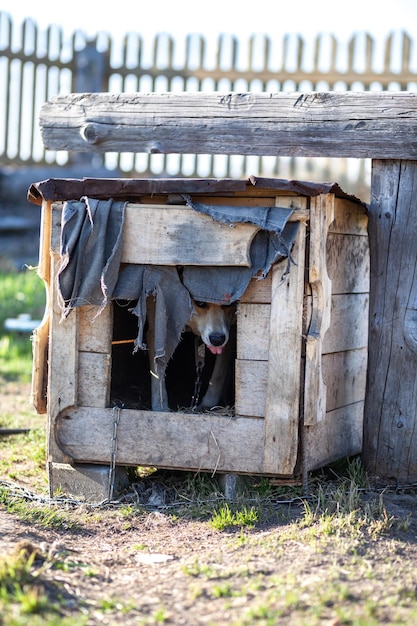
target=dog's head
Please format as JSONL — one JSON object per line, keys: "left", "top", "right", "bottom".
{"left": 187, "top": 300, "right": 236, "bottom": 354}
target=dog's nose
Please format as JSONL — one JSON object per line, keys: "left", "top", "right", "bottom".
{"left": 209, "top": 333, "right": 226, "bottom": 347}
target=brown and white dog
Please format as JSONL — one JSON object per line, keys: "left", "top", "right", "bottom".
{"left": 148, "top": 298, "right": 236, "bottom": 412}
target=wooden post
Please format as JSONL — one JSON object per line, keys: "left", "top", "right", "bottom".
{"left": 363, "top": 159, "right": 417, "bottom": 482}
{"left": 72, "top": 42, "right": 107, "bottom": 167}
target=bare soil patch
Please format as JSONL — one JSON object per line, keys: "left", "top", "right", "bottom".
{"left": 2, "top": 380, "right": 417, "bottom": 625}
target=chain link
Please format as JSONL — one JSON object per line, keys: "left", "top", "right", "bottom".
{"left": 190, "top": 339, "right": 205, "bottom": 410}
{"left": 108, "top": 403, "right": 123, "bottom": 501}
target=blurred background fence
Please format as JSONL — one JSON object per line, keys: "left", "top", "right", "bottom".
{"left": 1, "top": 10, "right": 417, "bottom": 198}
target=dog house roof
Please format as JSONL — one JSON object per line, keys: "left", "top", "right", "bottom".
{"left": 27, "top": 175, "right": 366, "bottom": 207}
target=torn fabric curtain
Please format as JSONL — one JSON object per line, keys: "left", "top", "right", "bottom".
{"left": 181, "top": 194, "right": 299, "bottom": 304}
{"left": 112, "top": 264, "right": 193, "bottom": 372}
{"left": 57, "top": 197, "right": 127, "bottom": 317}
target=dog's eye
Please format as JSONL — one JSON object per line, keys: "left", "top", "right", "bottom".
{"left": 194, "top": 301, "right": 208, "bottom": 308}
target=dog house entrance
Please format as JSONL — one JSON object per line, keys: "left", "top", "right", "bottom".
{"left": 110, "top": 299, "right": 236, "bottom": 412}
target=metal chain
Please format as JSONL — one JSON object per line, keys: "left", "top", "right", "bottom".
{"left": 190, "top": 338, "right": 205, "bottom": 410}
{"left": 108, "top": 402, "right": 123, "bottom": 501}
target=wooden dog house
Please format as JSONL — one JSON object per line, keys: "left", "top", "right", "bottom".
{"left": 29, "top": 175, "right": 369, "bottom": 501}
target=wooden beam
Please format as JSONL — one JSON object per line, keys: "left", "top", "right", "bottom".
{"left": 363, "top": 159, "right": 417, "bottom": 483}
{"left": 39, "top": 91, "right": 417, "bottom": 159}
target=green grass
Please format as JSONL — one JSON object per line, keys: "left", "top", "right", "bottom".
{"left": 0, "top": 545, "right": 88, "bottom": 626}
{"left": 210, "top": 502, "right": 259, "bottom": 530}
{"left": 0, "top": 266, "right": 46, "bottom": 382}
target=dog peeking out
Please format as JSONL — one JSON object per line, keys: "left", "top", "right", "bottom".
{"left": 147, "top": 298, "right": 237, "bottom": 412}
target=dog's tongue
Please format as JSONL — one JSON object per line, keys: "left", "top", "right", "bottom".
{"left": 207, "top": 345, "right": 223, "bottom": 355}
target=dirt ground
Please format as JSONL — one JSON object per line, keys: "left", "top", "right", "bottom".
{"left": 2, "top": 381, "right": 417, "bottom": 625}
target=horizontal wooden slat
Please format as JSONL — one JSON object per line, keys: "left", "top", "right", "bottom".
{"left": 40, "top": 92, "right": 417, "bottom": 159}
{"left": 56, "top": 407, "right": 266, "bottom": 474}
{"left": 331, "top": 198, "right": 368, "bottom": 235}
{"left": 237, "top": 304, "right": 270, "bottom": 360}
{"left": 323, "top": 293, "right": 369, "bottom": 354}
{"left": 240, "top": 274, "right": 272, "bottom": 303}
{"left": 322, "top": 348, "right": 368, "bottom": 412}
{"left": 305, "top": 402, "right": 364, "bottom": 472}
{"left": 121, "top": 204, "right": 258, "bottom": 266}
{"left": 327, "top": 233, "right": 370, "bottom": 294}
{"left": 235, "top": 360, "right": 268, "bottom": 418}
{"left": 78, "top": 305, "right": 113, "bottom": 353}
{"left": 77, "top": 352, "right": 112, "bottom": 408}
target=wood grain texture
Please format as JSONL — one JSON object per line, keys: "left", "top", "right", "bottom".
{"left": 304, "top": 194, "right": 334, "bottom": 425}
{"left": 47, "top": 254, "right": 78, "bottom": 464}
{"left": 121, "top": 204, "right": 257, "bottom": 266}
{"left": 263, "top": 221, "right": 306, "bottom": 473}
{"left": 56, "top": 407, "right": 269, "bottom": 474}
{"left": 235, "top": 360, "right": 268, "bottom": 418}
{"left": 31, "top": 199, "right": 52, "bottom": 414}
{"left": 78, "top": 305, "right": 113, "bottom": 353}
{"left": 364, "top": 159, "right": 417, "bottom": 482}
{"left": 236, "top": 304, "right": 270, "bottom": 360}
{"left": 305, "top": 402, "right": 364, "bottom": 471}
{"left": 39, "top": 91, "right": 417, "bottom": 158}
{"left": 77, "top": 352, "right": 112, "bottom": 408}
{"left": 322, "top": 294, "right": 369, "bottom": 354}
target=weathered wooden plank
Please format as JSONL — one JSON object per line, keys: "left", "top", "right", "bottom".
{"left": 331, "top": 198, "right": 368, "bottom": 236}
{"left": 47, "top": 253, "right": 78, "bottom": 464}
{"left": 304, "top": 194, "right": 333, "bottom": 425}
{"left": 51, "top": 203, "right": 62, "bottom": 253}
{"left": 326, "top": 233, "right": 370, "bottom": 295}
{"left": 323, "top": 294, "right": 369, "bottom": 354}
{"left": 263, "top": 221, "right": 306, "bottom": 474}
{"left": 40, "top": 92, "right": 417, "bottom": 159}
{"left": 121, "top": 204, "right": 257, "bottom": 266}
{"left": 240, "top": 274, "right": 272, "bottom": 303}
{"left": 78, "top": 352, "right": 112, "bottom": 408}
{"left": 363, "top": 159, "right": 417, "bottom": 483}
{"left": 31, "top": 199, "right": 52, "bottom": 414}
{"left": 78, "top": 305, "right": 113, "bottom": 353}
{"left": 305, "top": 402, "right": 364, "bottom": 472}
{"left": 235, "top": 360, "right": 268, "bottom": 418}
{"left": 323, "top": 348, "right": 368, "bottom": 412}
{"left": 56, "top": 407, "right": 267, "bottom": 474}
{"left": 237, "top": 304, "right": 270, "bottom": 360}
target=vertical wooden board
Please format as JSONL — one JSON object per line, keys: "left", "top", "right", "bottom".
{"left": 50, "top": 203, "right": 63, "bottom": 253}
{"left": 78, "top": 352, "right": 112, "bottom": 408}
{"left": 322, "top": 348, "right": 368, "bottom": 412}
{"left": 47, "top": 253, "right": 78, "bottom": 464}
{"left": 330, "top": 198, "right": 368, "bottom": 236}
{"left": 235, "top": 360, "right": 267, "bottom": 418}
{"left": 364, "top": 159, "right": 417, "bottom": 483}
{"left": 237, "top": 304, "right": 270, "bottom": 360}
{"left": 326, "top": 233, "right": 370, "bottom": 295}
{"left": 31, "top": 199, "right": 52, "bottom": 414}
{"left": 263, "top": 220, "right": 306, "bottom": 474}
{"left": 304, "top": 402, "right": 364, "bottom": 471}
{"left": 323, "top": 294, "right": 369, "bottom": 353}
{"left": 304, "top": 195, "right": 334, "bottom": 426}
{"left": 78, "top": 305, "right": 113, "bottom": 353}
